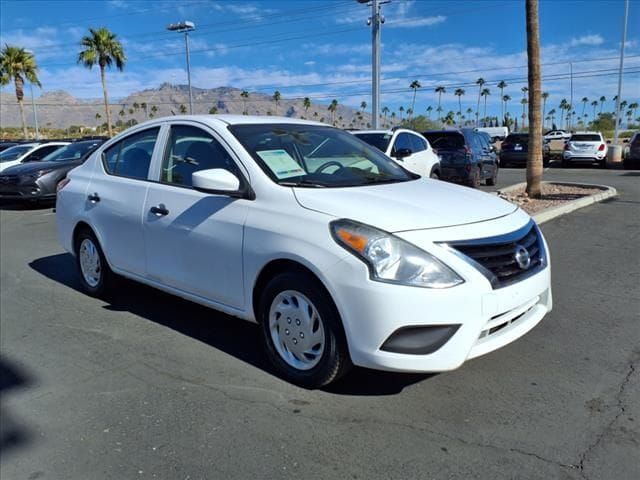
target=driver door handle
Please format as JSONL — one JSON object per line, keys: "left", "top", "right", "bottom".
{"left": 150, "top": 204, "right": 169, "bottom": 217}
{"left": 88, "top": 193, "right": 100, "bottom": 203}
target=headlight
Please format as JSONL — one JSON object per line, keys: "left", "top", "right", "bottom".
{"left": 27, "top": 169, "right": 53, "bottom": 179}
{"left": 330, "top": 219, "right": 464, "bottom": 289}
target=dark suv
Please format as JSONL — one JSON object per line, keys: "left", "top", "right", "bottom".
{"left": 500, "top": 133, "right": 551, "bottom": 168}
{"left": 624, "top": 132, "right": 640, "bottom": 169}
{"left": 422, "top": 129, "right": 498, "bottom": 187}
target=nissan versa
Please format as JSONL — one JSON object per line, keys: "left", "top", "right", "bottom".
{"left": 56, "top": 116, "right": 552, "bottom": 387}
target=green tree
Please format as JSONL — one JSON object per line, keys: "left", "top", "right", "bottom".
{"left": 241, "top": 90, "right": 249, "bottom": 115}
{"left": 272, "top": 90, "right": 281, "bottom": 115}
{"left": 0, "top": 45, "right": 41, "bottom": 138}
{"left": 328, "top": 99, "right": 338, "bottom": 124}
{"left": 541, "top": 92, "right": 549, "bottom": 128}
{"left": 599, "top": 95, "right": 606, "bottom": 114}
{"left": 497, "top": 80, "right": 508, "bottom": 121}
{"left": 382, "top": 106, "right": 389, "bottom": 126}
{"left": 590, "top": 100, "right": 598, "bottom": 122}
{"left": 209, "top": 105, "right": 218, "bottom": 114}
{"left": 481, "top": 88, "right": 490, "bottom": 122}
{"left": 520, "top": 97, "right": 528, "bottom": 129}
{"left": 303, "top": 97, "right": 311, "bottom": 115}
{"left": 475, "top": 78, "right": 485, "bottom": 125}
{"left": 503, "top": 94, "right": 511, "bottom": 121}
{"left": 454, "top": 88, "right": 465, "bottom": 123}
{"left": 179, "top": 104, "right": 187, "bottom": 114}
{"left": 425, "top": 105, "right": 432, "bottom": 120}
{"left": 580, "top": 96, "right": 588, "bottom": 118}
{"left": 140, "top": 102, "right": 147, "bottom": 118}
{"left": 435, "top": 85, "right": 446, "bottom": 121}
{"left": 409, "top": 80, "right": 421, "bottom": 116}
{"left": 78, "top": 27, "right": 126, "bottom": 137}
{"left": 150, "top": 105, "right": 158, "bottom": 118}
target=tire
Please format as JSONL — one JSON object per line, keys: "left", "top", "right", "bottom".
{"left": 598, "top": 159, "right": 607, "bottom": 169}
{"left": 258, "top": 270, "right": 351, "bottom": 388}
{"left": 543, "top": 157, "right": 550, "bottom": 168}
{"left": 485, "top": 166, "right": 498, "bottom": 186}
{"left": 561, "top": 158, "right": 570, "bottom": 168}
{"left": 74, "top": 228, "right": 115, "bottom": 297}
{"left": 429, "top": 169, "right": 440, "bottom": 180}
{"left": 467, "top": 167, "right": 481, "bottom": 188}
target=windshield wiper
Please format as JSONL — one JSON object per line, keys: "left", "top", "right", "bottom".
{"left": 280, "top": 179, "right": 329, "bottom": 188}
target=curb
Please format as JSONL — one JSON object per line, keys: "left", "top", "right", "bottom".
{"left": 496, "top": 181, "right": 618, "bottom": 225}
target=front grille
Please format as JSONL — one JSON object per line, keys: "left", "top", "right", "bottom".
{"left": 0, "top": 175, "right": 19, "bottom": 185}
{"left": 447, "top": 221, "right": 546, "bottom": 289}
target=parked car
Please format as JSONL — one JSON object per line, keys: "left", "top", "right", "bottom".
{"left": 623, "top": 132, "right": 640, "bottom": 169}
{"left": 475, "top": 126, "right": 509, "bottom": 141}
{"left": 56, "top": 115, "right": 552, "bottom": 387}
{"left": 562, "top": 132, "right": 607, "bottom": 167}
{"left": 0, "top": 142, "right": 19, "bottom": 152}
{"left": 0, "top": 141, "right": 69, "bottom": 172}
{"left": 544, "top": 130, "right": 571, "bottom": 141}
{"left": 422, "top": 129, "right": 499, "bottom": 187}
{"left": 0, "top": 139, "right": 105, "bottom": 203}
{"left": 351, "top": 128, "right": 440, "bottom": 178}
{"left": 500, "top": 133, "right": 551, "bottom": 167}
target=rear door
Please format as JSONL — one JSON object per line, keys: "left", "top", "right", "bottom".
{"left": 85, "top": 127, "right": 162, "bottom": 276}
{"left": 142, "top": 122, "right": 249, "bottom": 309}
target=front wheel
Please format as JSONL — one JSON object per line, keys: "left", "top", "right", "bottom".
{"left": 259, "top": 271, "right": 351, "bottom": 388}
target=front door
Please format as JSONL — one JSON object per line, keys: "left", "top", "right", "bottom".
{"left": 143, "top": 123, "right": 249, "bottom": 309}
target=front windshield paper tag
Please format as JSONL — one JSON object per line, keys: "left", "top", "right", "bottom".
{"left": 256, "top": 150, "right": 306, "bottom": 179}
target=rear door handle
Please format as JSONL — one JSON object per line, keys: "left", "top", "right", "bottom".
{"left": 88, "top": 193, "right": 100, "bottom": 203}
{"left": 150, "top": 204, "right": 169, "bottom": 217}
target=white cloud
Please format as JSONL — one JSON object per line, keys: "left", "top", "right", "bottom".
{"left": 387, "top": 15, "right": 447, "bottom": 29}
{"left": 570, "top": 35, "right": 604, "bottom": 47}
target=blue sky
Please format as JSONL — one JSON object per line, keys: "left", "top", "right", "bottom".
{"left": 1, "top": 0, "right": 638, "bottom": 120}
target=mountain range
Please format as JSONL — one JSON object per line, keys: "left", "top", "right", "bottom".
{"left": 0, "top": 84, "right": 373, "bottom": 130}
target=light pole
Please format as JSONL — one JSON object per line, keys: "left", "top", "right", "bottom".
{"left": 167, "top": 21, "right": 195, "bottom": 114}
{"left": 614, "top": 0, "right": 629, "bottom": 144}
{"left": 25, "top": 49, "right": 40, "bottom": 139}
{"left": 357, "top": 0, "right": 387, "bottom": 129}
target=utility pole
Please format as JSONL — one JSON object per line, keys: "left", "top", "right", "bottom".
{"left": 358, "top": 0, "right": 387, "bottom": 129}
{"left": 167, "top": 21, "right": 196, "bottom": 114}
{"left": 569, "top": 62, "right": 573, "bottom": 131}
{"left": 614, "top": 0, "right": 629, "bottom": 143}
{"left": 30, "top": 83, "right": 40, "bottom": 140}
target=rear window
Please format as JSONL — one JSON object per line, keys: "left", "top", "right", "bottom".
{"left": 505, "top": 135, "right": 529, "bottom": 143}
{"left": 353, "top": 133, "right": 391, "bottom": 152}
{"left": 422, "top": 132, "right": 465, "bottom": 150}
{"left": 570, "top": 134, "right": 601, "bottom": 142}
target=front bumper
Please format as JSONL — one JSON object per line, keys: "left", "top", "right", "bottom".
{"left": 0, "top": 178, "right": 56, "bottom": 201}
{"left": 325, "top": 212, "right": 552, "bottom": 372}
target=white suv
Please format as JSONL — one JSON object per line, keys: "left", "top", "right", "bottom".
{"left": 562, "top": 131, "right": 607, "bottom": 167}
{"left": 0, "top": 142, "right": 69, "bottom": 172}
{"left": 352, "top": 129, "right": 441, "bottom": 178}
{"left": 56, "top": 116, "right": 552, "bottom": 387}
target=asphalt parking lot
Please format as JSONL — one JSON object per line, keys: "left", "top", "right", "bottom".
{"left": 1, "top": 167, "right": 638, "bottom": 480}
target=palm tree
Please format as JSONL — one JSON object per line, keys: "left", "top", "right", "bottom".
{"left": 590, "top": 100, "right": 598, "bottom": 122}
{"left": 425, "top": 105, "right": 432, "bottom": 120}
{"left": 150, "top": 105, "right": 158, "bottom": 118}
{"left": 179, "top": 104, "right": 187, "bottom": 114}
{"left": 548, "top": 108, "right": 556, "bottom": 126}
{"left": 328, "top": 99, "right": 338, "bottom": 124}
{"left": 303, "top": 97, "right": 311, "bottom": 116}
{"left": 140, "top": 102, "right": 147, "bottom": 118}
{"left": 630, "top": 102, "right": 639, "bottom": 120}
{"left": 78, "top": 27, "right": 126, "bottom": 137}
{"left": 559, "top": 98, "right": 568, "bottom": 127}
{"left": 0, "top": 45, "right": 41, "bottom": 139}
{"left": 209, "top": 105, "right": 218, "bottom": 114}
{"left": 481, "top": 88, "right": 490, "bottom": 122}
{"left": 599, "top": 95, "right": 606, "bottom": 114}
{"left": 398, "top": 106, "right": 405, "bottom": 121}
{"left": 95, "top": 112, "right": 102, "bottom": 132}
{"left": 520, "top": 97, "right": 528, "bottom": 129}
{"left": 272, "top": 90, "right": 281, "bottom": 115}
{"left": 382, "top": 106, "right": 389, "bottom": 126}
{"left": 503, "top": 95, "right": 511, "bottom": 119}
{"left": 409, "top": 80, "right": 421, "bottom": 115}
{"left": 541, "top": 92, "right": 549, "bottom": 128}
{"left": 454, "top": 88, "right": 465, "bottom": 123}
{"left": 525, "top": 0, "right": 543, "bottom": 198}
{"left": 475, "top": 78, "right": 485, "bottom": 125}
{"left": 360, "top": 100, "right": 367, "bottom": 114}
{"left": 391, "top": 111, "right": 396, "bottom": 124}
{"left": 444, "top": 111, "right": 456, "bottom": 126}
{"left": 241, "top": 90, "right": 249, "bottom": 115}
{"left": 435, "top": 86, "right": 446, "bottom": 121}
{"left": 580, "top": 96, "right": 589, "bottom": 118}
{"left": 497, "top": 80, "right": 508, "bottom": 121}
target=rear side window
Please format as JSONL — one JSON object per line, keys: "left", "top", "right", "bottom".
{"left": 102, "top": 128, "right": 159, "bottom": 180}
{"left": 422, "top": 132, "right": 465, "bottom": 150}
{"left": 409, "top": 134, "right": 427, "bottom": 152}
{"left": 393, "top": 133, "right": 413, "bottom": 153}
{"left": 570, "top": 134, "right": 601, "bottom": 142}
{"left": 160, "top": 125, "right": 239, "bottom": 187}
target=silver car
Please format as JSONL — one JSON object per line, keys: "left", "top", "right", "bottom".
{"left": 562, "top": 132, "right": 607, "bottom": 168}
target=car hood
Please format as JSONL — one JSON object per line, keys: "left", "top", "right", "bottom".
{"left": 293, "top": 178, "right": 518, "bottom": 232}
{"left": 0, "top": 160, "right": 78, "bottom": 176}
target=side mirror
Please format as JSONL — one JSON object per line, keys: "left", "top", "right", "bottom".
{"left": 394, "top": 148, "right": 412, "bottom": 160}
{"left": 192, "top": 169, "right": 244, "bottom": 197}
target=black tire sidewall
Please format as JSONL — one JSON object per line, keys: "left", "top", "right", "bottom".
{"left": 75, "top": 230, "right": 109, "bottom": 297}
{"left": 258, "top": 271, "right": 349, "bottom": 388}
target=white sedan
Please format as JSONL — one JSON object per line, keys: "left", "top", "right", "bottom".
{"left": 352, "top": 128, "right": 441, "bottom": 178}
{"left": 0, "top": 141, "right": 69, "bottom": 172}
{"left": 56, "top": 115, "right": 552, "bottom": 387}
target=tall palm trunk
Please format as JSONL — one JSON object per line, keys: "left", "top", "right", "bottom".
{"left": 100, "top": 65, "right": 113, "bottom": 137}
{"left": 14, "top": 75, "right": 28, "bottom": 139}
{"left": 525, "top": 0, "right": 542, "bottom": 198}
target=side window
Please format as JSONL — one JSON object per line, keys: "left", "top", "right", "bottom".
{"left": 470, "top": 134, "right": 483, "bottom": 152}
{"left": 102, "top": 127, "right": 159, "bottom": 180}
{"left": 24, "top": 145, "right": 60, "bottom": 162}
{"left": 393, "top": 133, "right": 412, "bottom": 153}
{"left": 161, "top": 125, "right": 238, "bottom": 187}
{"left": 409, "top": 134, "right": 427, "bottom": 152}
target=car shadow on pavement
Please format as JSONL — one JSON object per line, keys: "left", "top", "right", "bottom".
{"left": 0, "top": 355, "right": 33, "bottom": 456}
{"left": 30, "top": 253, "right": 432, "bottom": 395}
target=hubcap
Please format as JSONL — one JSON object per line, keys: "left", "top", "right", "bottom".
{"left": 79, "top": 238, "right": 101, "bottom": 287}
{"left": 269, "top": 290, "right": 325, "bottom": 370}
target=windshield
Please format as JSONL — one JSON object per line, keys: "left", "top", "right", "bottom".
{"left": 352, "top": 133, "right": 392, "bottom": 152}
{"left": 0, "top": 145, "right": 34, "bottom": 162}
{"left": 422, "top": 132, "right": 466, "bottom": 150}
{"left": 229, "top": 124, "right": 416, "bottom": 187}
{"left": 570, "top": 134, "right": 601, "bottom": 142}
{"left": 42, "top": 142, "right": 101, "bottom": 162}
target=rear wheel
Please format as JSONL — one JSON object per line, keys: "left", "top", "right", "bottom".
{"left": 468, "top": 167, "right": 481, "bottom": 188}
{"left": 258, "top": 271, "right": 351, "bottom": 388}
{"left": 485, "top": 166, "right": 498, "bottom": 186}
{"left": 74, "top": 229, "right": 115, "bottom": 297}
{"left": 429, "top": 169, "right": 440, "bottom": 180}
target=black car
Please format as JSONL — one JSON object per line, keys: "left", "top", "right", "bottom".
{"left": 500, "top": 133, "right": 551, "bottom": 167}
{"left": 422, "top": 128, "right": 498, "bottom": 187}
{"left": 0, "top": 139, "right": 105, "bottom": 203}
{"left": 0, "top": 142, "right": 19, "bottom": 152}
